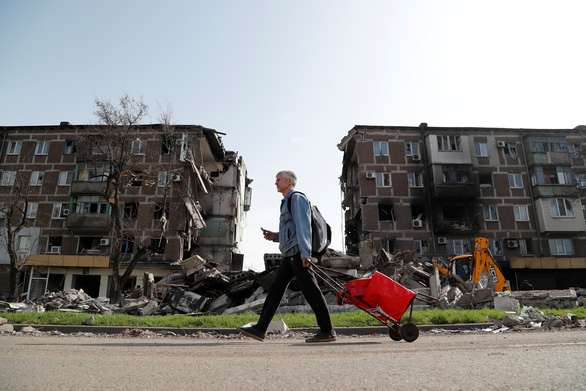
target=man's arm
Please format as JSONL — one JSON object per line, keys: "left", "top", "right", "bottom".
{"left": 291, "top": 193, "right": 312, "bottom": 262}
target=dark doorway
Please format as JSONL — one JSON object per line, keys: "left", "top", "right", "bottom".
{"left": 72, "top": 274, "right": 101, "bottom": 298}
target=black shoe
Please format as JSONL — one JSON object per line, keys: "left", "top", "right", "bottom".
{"left": 305, "top": 331, "right": 337, "bottom": 343}
{"left": 237, "top": 326, "right": 265, "bottom": 342}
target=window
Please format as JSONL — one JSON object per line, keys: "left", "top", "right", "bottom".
{"left": 373, "top": 141, "right": 389, "bottom": 157}
{"left": 7, "top": 141, "right": 22, "bottom": 155}
{"left": 375, "top": 172, "right": 392, "bottom": 187}
{"left": 489, "top": 239, "right": 502, "bottom": 255}
{"left": 76, "top": 163, "right": 108, "bottom": 182}
{"left": 63, "top": 140, "right": 75, "bottom": 155}
{"left": 35, "top": 141, "right": 50, "bottom": 155}
{"left": 549, "top": 239, "right": 573, "bottom": 255}
{"left": 576, "top": 174, "right": 586, "bottom": 189}
{"left": 437, "top": 135, "right": 461, "bottom": 151}
{"left": 508, "top": 174, "right": 523, "bottom": 188}
{"left": 530, "top": 136, "right": 567, "bottom": 152}
{"left": 150, "top": 238, "right": 165, "bottom": 254}
{"left": 26, "top": 202, "right": 38, "bottom": 218}
{"left": 17, "top": 236, "right": 32, "bottom": 252}
{"left": 479, "top": 172, "right": 492, "bottom": 187}
{"left": 530, "top": 166, "right": 573, "bottom": 186}
{"left": 132, "top": 140, "right": 147, "bottom": 155}
{"left": 413, "top": 240, "right": 429, "bottom": 255}
{"left": 124, "top": 202, "right": 138, "bottom": 219}
{"left": 378, "top": 204, "right": 394, "bottom": 222}
{"left": 550, "top": 198, "right": 574, "bottom": 217}
{"left": 58, "top": 171, "right": 74, "bottom": 186}
{"left": 447, "top": 239, "right": 471, "bottom": 255}
{"left": 483, "top": 205, "right": 499, "bottom": 221}
{"left": 1, "top": 171, "right": 16, "bottom": 186}
{"left": 161, "top": 135, "right": 176, "bottom": 154}
{"left": 519, "top": 239, "right": 534, "bottom": 256}
{"left": 504, "top": 143, "right": 518, "bottom": 159}
{"left": 47, "top": 236, "right": 62, "bottom": 253}
{"left": 30, "top": 171, "right": 44, "bottom": 186}
{"left": 513, "top": 205, "right": 530, "bottom": 221}
{"left": 78, "top": 237, "right": 102, "bottom": 253}
{"left": 52, "top": 203, "right": 69, "bottom": 219}
{"left": 71, "top": 196, "right": 110, "bottom": 215}
{"left": 474, "top": 142, "right": 488, "bottom": 157}
{"left": 158, "top": 171, "right": 169, "bottom": 187}
{"left": 404, "top": 142, "right": 419, "bottom": 156}
{"left": 122, "top": 238, "right": 134, "bottom": 253}
{"left": 441, "top": 165, "right": 470, "bottom": 184}
{"left": 408, "top": 172, "right": 424, "bottom": 187}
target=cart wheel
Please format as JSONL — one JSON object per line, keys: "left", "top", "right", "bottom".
{"left": 388, "top": 325, "right": 402, "bottom": 341}
{"left": 400, "top": 322, "right": 419, "bottom": 342}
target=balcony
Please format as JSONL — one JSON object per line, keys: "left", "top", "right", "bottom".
{"left": 66, "top": 213, "right": 111, "bottom": 230}
{"left": 432, "top": 183, "right": 478, "bottom": 199}
{"left": 433, "top": 218, "right": 479, "bottom": 234}
{"left": 26, "top": 254, "right": 109, "bottom": 267}
{"left": 71, "top": 181, "right": 105, "bottom": 195}
{"left": 531, "top": 185, "right": 579, "bottom": 199}
{"left": 526, "top": 151, "right": 572, "bottom": 167}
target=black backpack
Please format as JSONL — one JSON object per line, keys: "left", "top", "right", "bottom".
{"left": 287, "top": 191, "right": 331, "bottom": 258}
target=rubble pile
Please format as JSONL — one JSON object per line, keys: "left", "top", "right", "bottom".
{"left": 1, "top": 249, "right": 584, "bottom": 318}
{"left": 500, "top": 306, "right": 584, "bottom": 330}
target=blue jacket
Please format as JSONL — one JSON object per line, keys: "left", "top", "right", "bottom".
{"left": 274, "top": 190, "right": 312, "bottom": 259}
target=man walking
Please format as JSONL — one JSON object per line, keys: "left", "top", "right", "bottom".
{"left": 237, "top": 170, "right": 336, "bottom": 343}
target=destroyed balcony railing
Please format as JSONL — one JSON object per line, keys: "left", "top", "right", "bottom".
{"left": 433, "top": 219, "right": 479, "bottom": 234}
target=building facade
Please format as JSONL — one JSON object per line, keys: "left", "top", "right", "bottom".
{"left": 0, "top": 122, "right": 252, "bottom": 299}
{"left": 338, "top": 124, "right": 586, "bottom": 290}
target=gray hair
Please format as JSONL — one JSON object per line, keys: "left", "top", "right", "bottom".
{"left": 277, "top": 170, "right": 297, "bottom": 187}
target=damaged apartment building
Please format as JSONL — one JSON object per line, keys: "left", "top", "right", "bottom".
{"left": 0, "top": 123, "right": 252, "bottom": 300}
{"left": 338, "top": 123, "right": 586, "bottom": 290}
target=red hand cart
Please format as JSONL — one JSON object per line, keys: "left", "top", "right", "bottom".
{"left": 310, "top": 264, "right": 437, "bottom": 342}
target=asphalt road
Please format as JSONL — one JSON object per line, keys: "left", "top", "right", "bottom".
{"left": 1, "top": 329, "right": 585, "bottom": 391}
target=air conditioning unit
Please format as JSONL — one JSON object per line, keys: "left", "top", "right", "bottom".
{"left": 412, "top": 219, "right": 423, "bottom": 228}
{"left": 172, "top": 174, "right": 182, "bottom": 182}
{"left": 62, "top": 209, "right": 69, "bottom": 216}
{"left": 437, "top": 237, "right": 447, "bottom": 244}
{"left": 50, "top": 246, "right": 61, "bottom": 254}
{"left": 497, "top": 141, "right": 506, "bottom": 148}
{"left": 100, "top": 238, "right": 110, "bottom": 246}
{"left": 506, "top": 240, "right": 519, "bottom": 248}
{"left": 366, "top": 172, "right": 375, "bottom": 179}
{"left": 412, "top": 154, "right": 421, "bottom": 162}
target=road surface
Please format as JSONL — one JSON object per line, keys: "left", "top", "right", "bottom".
{"left": 1, "top": 329, "right": 584, "bottom": 390}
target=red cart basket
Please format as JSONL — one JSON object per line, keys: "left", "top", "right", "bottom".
{"left": 310, "top": 265, "right": 437, "bottom": 342}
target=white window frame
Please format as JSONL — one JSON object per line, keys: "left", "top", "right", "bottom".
{"left": 1, "top": 171, "right": 17, "bottom": 186}
{"left": 549, "top": 238, "right": 573, "bottom": 255}
{"left": 519, "top": 238, "right": 534, "bottom": 256}
{"left": 35, "top": 141, "right": 50, "bottom": 155}
{"left": 375, "top": 172, "right": 392, "bottom": 187}
{"left": 448, "top": 239, "right": 471, "bottom": 255}
{"left": 413, "top": 239, "right": 429, "bottom": 255}
{"left": 26, "top": 202, "right": 38, "bottom": 218}
{"left": 404, "top": 142, "right": 419, "bottom": 156}
{"left": 30, "top": 171, "right": 44, "bottom": 186}
{"left": 17, "top": 236, "right": 32, "bottom": 252}
{"left": 513, "top": 205, "right": 530, "bottom": 221}
{"left": 373, "top": 141, "right": 389, "bottom": 157}
{"left": 483, "top": 205, "right": 499, "bottom": 221}
{"left": 550, "top": 198, "right": 574, "bottom": 217}
{"left": 63, "top": 140, "right": 75, "bottom": 155}
{"left": 7, "top": 141, "right": 22, "bottom": 155}
{"left": 58, "top": 171, "right": 74, "bottom": 186}
{"left": 437, "top": 135, "right": 461, "bottom": 151}
{"left": 408, "top": 172, "right": 424, "bottom": 188}
{"left": 489, "top": 239, "right": 503, "bottom": 255}
{"left": 132, "top": 140, "right": 147, "bottom": 155}
{"left": 474, "top": 142, "right": 488, "bottom": 157}
{"left": 52, "top": 203, "right": 69, "bottom": 219}
{"left": 508, "top": 173, "right": 523, "bottom": 188}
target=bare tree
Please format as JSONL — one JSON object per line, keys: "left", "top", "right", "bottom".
{"left": 76, "top": 94, "right": 169, "bottom": 303}
{"left": 0, "top": 171, "right": 34, "bottom": 301}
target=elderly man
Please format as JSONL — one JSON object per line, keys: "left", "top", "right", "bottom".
{"left": 237, "top": 170, "right": 336, "bottom": 343}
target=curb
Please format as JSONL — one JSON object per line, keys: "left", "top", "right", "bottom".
{"left": 10, "top": 323, "right": 496, "bottom": 336}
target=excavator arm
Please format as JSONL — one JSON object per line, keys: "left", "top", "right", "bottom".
{"left": 472, "top": 237, "right": 511, "bottom": 291}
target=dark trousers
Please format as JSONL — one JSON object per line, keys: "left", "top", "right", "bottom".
{"left": 256, "top": 253, "right": 334, "bottom": 333}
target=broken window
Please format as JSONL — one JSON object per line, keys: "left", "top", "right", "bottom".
{"left": 63, "top": 140, "right": 76, "bottom": 155}
{"left": 130, "top": 171, "right": 143, "bottom": 186}
{"left": 441, "top": 165, "right": 470, "bottom": 184}
{"left": 479, "top": 172, "right": 492, "bottom": 187}
{"left": 413, "top": 240, "right": 429, "bottom": 255}
{"left": 550, "top": 198, "right": 574, "bottom": 217}
{"left": 378, "top": 204, "right": 394, "bottom": 222}
{"left": 30, "top": 171, "right": 44, "bottom": 186}
{"left": 375, "top": 172, "right": 391, "bottom": 187}
{"left": 373, "top": 141, "right": 389, "bottom": 157}
{"left": 437, "top": 135, "right": 461, "bottom": 151}
{"left": 380, "top": 239, "right": 395, "bottom": 252}
{"left": 504, "top": 143, "right": 518, "bottom": 159}
{"left": 489, "top": 239, "right": 503, "bottom": 255}
{"left": 78, "top": 237, "right": 101, "bottom": 253}
{"left": 71, "top": 195, "right": 110, "bottom": 215}
{"left": 124, "top": 202, "right": 139, "bottom": 219}
{"left": 150, "top": 238, "right": 166, "bottom": 254}
{"left": 47, "top": 237, "right": 62, "bottom": 253}
{"left": 122, "top": 238, "right": 134, "bottom": 253}
{"left": 447, "top": 239, "right": 471, "bottom": 255}
{"left": 161, "top": 135, "right": 176, "bottom": 155}
{"left": 404, "top": 142, "right": 419, "bottom": 156}
{"left": 519, "top": 239, "right": 533, "bottom": 256}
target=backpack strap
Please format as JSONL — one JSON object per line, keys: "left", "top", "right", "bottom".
{"left": 287, "top": 191, "right": 305, "bottom": 214}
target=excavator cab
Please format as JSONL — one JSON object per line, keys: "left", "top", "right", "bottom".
{"left": 451, "top": 256, "right": 473, "bottom": 281}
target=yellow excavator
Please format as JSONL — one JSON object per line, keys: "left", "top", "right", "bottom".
{"left": 434, "top": 237, "right": 511, "bottom": 292}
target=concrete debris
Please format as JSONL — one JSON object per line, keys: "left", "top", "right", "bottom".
{"left": 495, "top": 306, "right": 583, "bottom": 331}
{"left": 0, "top": 249, "right": 584, "bottom": 320}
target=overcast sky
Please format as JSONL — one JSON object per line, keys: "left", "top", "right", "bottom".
{"left": 1, "top": 1, "right": 585, "bottom": 271}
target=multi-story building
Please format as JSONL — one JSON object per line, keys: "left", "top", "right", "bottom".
{"left": 338, "top": 123, "right": 586, "bottom": 290}
{"left": 0, "top": 122, "right": 252, "bottom": 299}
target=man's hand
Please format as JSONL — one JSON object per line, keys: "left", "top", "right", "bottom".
{"left": 261, "top": 229, "right": 275, "bottom": 241}
{"left": 302, "top": 258, "right": 311, "bottom": 267}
